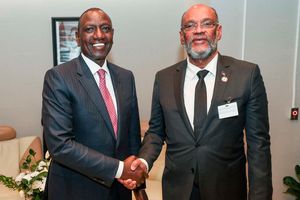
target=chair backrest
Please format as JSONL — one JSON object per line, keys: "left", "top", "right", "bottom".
{"left": 0, "top": 126, "right": 42, "bottom": 177}
{"left": 140, "top": 121, "right": 165, "bottom": 182}
{"left": 0, "top": 138, "right": 20, "bottom": 177}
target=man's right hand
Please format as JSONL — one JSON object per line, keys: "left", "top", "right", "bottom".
{"left": 119, "top": 155, "right": 148, "bottom": 186}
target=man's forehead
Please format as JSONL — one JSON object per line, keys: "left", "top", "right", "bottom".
{"left": 80, "top": 10, "right": 111, "bottom": 24}
{"left": 183, "top": 5, "right": 216, "bottom": 21}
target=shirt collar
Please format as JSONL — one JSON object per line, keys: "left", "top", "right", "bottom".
{"left": 186, "top": 54, "right": 218, "bottom": 80}
{"left": 81, "top": 53, "right": 109, "bottom": 75}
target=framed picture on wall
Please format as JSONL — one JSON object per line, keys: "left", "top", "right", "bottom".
{"left": 51, "top": 17, "right": 80, "bottom": 66}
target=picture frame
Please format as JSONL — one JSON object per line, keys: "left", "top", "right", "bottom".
{"left": 51, "top": 17, "right": 80, "bottom": 66}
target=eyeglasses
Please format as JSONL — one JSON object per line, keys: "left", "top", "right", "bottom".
{"left": 181, "top": 20, "right": 218, "bottom": 32}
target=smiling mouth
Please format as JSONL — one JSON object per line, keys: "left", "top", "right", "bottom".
{"left": 193, "top": 38, "right": 207, "bottom": 42}
{"left": 93, "top": 43, "right": 105, "bottom": 47}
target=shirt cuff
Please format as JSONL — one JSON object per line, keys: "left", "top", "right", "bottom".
{"left": 115, "top": 161, "right": 124, "bottom": 178}
{"left": 139, "top": 158, "right": 149, "bottom": 172}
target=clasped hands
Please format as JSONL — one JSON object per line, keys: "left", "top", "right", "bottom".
{"left": 118, "top": 155, "right": 148, "bottom": 190}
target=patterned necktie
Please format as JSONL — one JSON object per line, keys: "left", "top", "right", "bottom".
{"left": 98, "top": 69, "right": 118, "bottom": 137}
{"left": 193, "top": 70, "right": 209, "bottom": 136}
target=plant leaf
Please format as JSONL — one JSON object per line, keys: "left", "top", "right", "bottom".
{"left": 21, "top": 178, "right": 29, "bottom": 185}
{"left": 26, "top": 155, "right": 32, "bottom": 163}
{"left": 30, "top": 163, "right": 38, "bottom": 171}
{"left": 284, "top": 188, "right": 300, "bottom": 197}
{"left": 283, "top": 176, "right": 300, "bottom": 191}
{"left": 296, "top": 165, "right": 300, "bottom": 181}
{"left": 29, "top": 148, "right": 36, "bottom": 156}
{"left": 21, "top": 163, "right": 29, "bottom": 170}
{"left": 0, "top": 175, "right": 18, "bottom": 190}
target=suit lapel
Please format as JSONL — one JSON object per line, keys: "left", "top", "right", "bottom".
{"left": 76, "top": 56, "right": 116, "bottom": 139}
{"left": 209, "top": 55, "right": 232, "bottom": 114}
{"left": 196, "top": 55, "right": 231, "bottom": 141}
{"left": 107, "top": 62, "right": 122, "bottom": 146}
{"left": 174, "top": 60, "right": 195, "bottom": 138}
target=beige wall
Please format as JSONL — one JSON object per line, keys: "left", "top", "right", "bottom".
{"left": 0, "top": 0, "right": 299, "bottom": 199}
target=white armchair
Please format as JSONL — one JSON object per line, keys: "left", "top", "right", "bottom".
{"left": 0, "top": 126, "right": 42, "bottom": 200}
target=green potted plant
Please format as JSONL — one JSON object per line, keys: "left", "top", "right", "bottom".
{"left": 0, "top": 149, "right": 50, "bottom": 200}
{"left": 283, "top": 164, "right": 300, "bottom": 199}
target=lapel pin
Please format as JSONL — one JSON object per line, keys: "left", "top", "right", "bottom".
{"left": 221, "top": 71, "right": 228, "bottom": 82}
{"left": 227, "top": 97, "right": 232, "bottom": 104}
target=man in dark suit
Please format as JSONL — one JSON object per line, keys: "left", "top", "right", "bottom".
{"left": 130, "top": 4, "right": 272, "bottom": 200}
{"left": 42, "top": 8, "right": 147, "bottom": 200}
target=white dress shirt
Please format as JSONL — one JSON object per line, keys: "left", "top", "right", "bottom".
{"left": 184, "top": 54, "right": 218, "bottom": 130}
{"left": 140, "top": 54, "right": 219, "bottom": 172}
{"left": 82, "top": 53, "right": 118, "bottom": 116}
{"left": 81, "top": 53, "right": 123, "bottom": 178}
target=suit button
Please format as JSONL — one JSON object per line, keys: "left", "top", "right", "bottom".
{"left": 191, "top": 168, "right": 195, "bottom": 173}
{"left": 195, "top": 144, "right": 199, "bottom": 148}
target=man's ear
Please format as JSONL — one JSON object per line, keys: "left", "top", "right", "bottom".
{"left": 75, "top": 31, "right": 80, "bottom": 46}
{"left": 179, "top": 31, "right": 185, "bottom": 45}
{"left": 216, "top": 24, "right": 222, "bottom": 41}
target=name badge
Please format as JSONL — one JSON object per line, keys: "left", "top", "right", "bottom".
{"left": 218, "top": 102, "right": 239, "bottom": 119}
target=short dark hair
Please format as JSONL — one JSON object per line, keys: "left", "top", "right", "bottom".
{"left": 77, "top": 8, "right": 109, "bottom": 30}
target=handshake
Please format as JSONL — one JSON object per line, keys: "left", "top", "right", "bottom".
{"left": 118, "top": 155, "right": 148, "bottom": 190}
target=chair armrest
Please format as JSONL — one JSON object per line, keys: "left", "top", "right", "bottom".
{"left": 0, "top": 126, "right": 16, "bottom": 141}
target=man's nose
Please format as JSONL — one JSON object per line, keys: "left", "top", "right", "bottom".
{"left": 194, "top": 23, "right": 205, "bottom": 33}
{"left": 93, "top": 27, "right": 104, "bottom": 38}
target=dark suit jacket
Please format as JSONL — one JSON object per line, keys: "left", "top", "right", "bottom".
{"left": 42, "top": 56, "right": 141, "bottom": 200}
{"left": 139, "top": 55, "right": 272, "bottom": 200}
